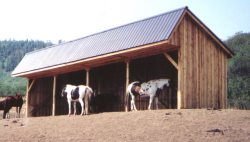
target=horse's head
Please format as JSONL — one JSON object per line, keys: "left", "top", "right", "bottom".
{"left": 61, "top": 87, "right": 67, "bottom": 97}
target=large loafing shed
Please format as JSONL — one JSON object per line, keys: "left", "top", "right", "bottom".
{"left": 12, "top": 7, "right": 233, "bottom": 117}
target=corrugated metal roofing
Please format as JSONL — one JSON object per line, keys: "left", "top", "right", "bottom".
{"left": 12, "top": 7, "right": 186, "bottom": 76}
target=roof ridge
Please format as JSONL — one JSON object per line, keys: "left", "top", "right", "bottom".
{"left": 25, "top": 6, "right": 187, "bottom": 55}
{"left": 65, "top": 6, "right": 188, "bottom": 43}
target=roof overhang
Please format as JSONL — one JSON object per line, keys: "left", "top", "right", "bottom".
{"left": 12, "top": 40, "right": 178, "bottom": 79}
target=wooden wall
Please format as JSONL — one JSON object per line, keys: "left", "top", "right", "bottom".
{"left": 169, "top": 14, "right": 228, "bottom": 109}
{"left": 28, "top": 77, "right": 53, "bottom": 116}
{"left": 90, "top": 62, "right": 125, "bottom": 112}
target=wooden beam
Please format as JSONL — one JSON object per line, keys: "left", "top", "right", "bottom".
{"left": 85, "top": 68, "right": 90, "bottom": 86}
{"left": 52, "top": 76, "right": 57, "bottom": 116}
{"left": 27, "top": 79, "right": 35, "bottom": 93}
{"left": 85, "top": 68, "right": 90, "bottom": 114}
{"left": 25, "top": 80, "right": 29, "bottom": 117}
{"left": 168, "top": 87, "right": 172, "bottom": 109}
{"left": 164, "top": 53, "right": 179, "bottom": 70}
{"left": 125, "top": 60, "right": 130, "bottom": 112}
{"left": 26, "top": 79, "right": 35, "bottom": 117}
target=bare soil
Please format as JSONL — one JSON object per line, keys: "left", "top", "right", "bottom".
{"left": 0, "top": 109, "right": 250, "bottom": 142}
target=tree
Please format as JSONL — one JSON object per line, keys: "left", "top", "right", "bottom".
{"left": 225, "top": 32, "right": 250, "bottom": 109}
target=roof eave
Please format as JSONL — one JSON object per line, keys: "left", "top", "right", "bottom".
{"left": 12, "top": 40, "right": 178, "bottom": 78}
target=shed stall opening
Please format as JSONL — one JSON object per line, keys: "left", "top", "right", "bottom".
{"left": 12, "top": 7, "right": 233, "bottom": 117}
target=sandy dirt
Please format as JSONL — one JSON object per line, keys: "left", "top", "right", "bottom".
{"left": 0, "top": 109, "right": 250, "bottom": 142}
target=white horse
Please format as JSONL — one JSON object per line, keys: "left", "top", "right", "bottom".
{"left": 61, "top": 84, "right": 93, "bottom": 116}
{"left": 140, "top": 79, "right": 170, "bottom": 110}
{"left": 127, "top": 81, "right": 144, "bottom": 111}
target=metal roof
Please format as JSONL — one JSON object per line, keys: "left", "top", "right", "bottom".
{"left": 12, "top": 7, "right": 186, "bottom": 76}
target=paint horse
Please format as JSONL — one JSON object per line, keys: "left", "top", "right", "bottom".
{"left": 140, "top": 79, "right": 170, "bottom": 110}
{"left": 0, "top": 93, "right": 23, "bottom": 119}
{"left": 61, "top": 84, "right": 93, "bottom": 116}
{"left": 127, "top": 81, "right": 144, "bottom": 111}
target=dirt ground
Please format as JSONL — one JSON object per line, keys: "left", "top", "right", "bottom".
{"left": 0, "top": 109, "right": 250, "bottom": 142}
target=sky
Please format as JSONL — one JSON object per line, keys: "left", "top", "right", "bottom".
{"left": 0, "top": 0, "right": 249, "bottom": 43}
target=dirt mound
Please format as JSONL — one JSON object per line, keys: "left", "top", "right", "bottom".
{"left": 0, "top": 109, "right": 250, "bottom": 141}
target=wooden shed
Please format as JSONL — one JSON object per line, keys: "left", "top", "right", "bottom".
{"left": 12, "top": 7, "right": 233, "bottom": 117}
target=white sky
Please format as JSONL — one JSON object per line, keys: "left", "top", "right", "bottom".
{"left": 0, "top": 0, "right": 249, "bottom": 43}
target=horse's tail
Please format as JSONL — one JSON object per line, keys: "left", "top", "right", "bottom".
{"left": 85, "top": 86, "right": 92, "bottom": 96}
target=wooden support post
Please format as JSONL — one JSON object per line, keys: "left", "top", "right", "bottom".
{"left": 25, "top": 80, "right": 29, "bottom": 117}
{"left": 177, "top": 50, "right": 182, "bottom": 109}
{"left": 26, "top": 79, "right": 35, "bottom": 117}
{"left": 168, "top": 87, "right": 172, "bottom": 109}
{"left": 85, "top": 68, "right": 90, "bottom": 114}
{"left": 86, "top": 69, "right": 90, "bottom": 86}
{"left": 164, "top": 52, "right": 179, "bottom": 109}
{"left": 164, "top": 53, "right": 179, "bottom": 70}
{"left": 52, "top": 76, "right": 57, "bottom": 116}
{"left": 125, "top": 60, "right": 129, "bottom": 112}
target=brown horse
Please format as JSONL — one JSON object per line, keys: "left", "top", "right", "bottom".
{"left": 0, "top": 93, "right": 23, "bottom": 119}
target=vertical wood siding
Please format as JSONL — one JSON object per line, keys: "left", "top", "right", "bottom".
{"left": 90, "top": 63, "right": 126, "bottom": 112}
{"left": 169, "top": 14, "right": 228, "bottom": 109}
{"left": 29, "top": 77, "right": 53, "bottom": 116}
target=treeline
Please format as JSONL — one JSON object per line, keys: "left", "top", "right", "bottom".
{"left": 0, "top": 40, "right": 52, "bottom": 96}
{"left": 0, "top": 70, "right": 26, "bottom": 96}
{"left": 0, "top": 40, "right": 52, "bottom": 72}
{"left": 226, "top": 32, "right": 250, "bottom": 109}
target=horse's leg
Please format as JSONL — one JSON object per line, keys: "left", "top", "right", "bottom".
{"left": 18, "top": 105, "right": 23, "bottom": 118}
{"left": 73, "top": 102, "right": 77, "bottom": 115}
{"left": 79, "top": 99, "right": 84, "bottom": 115}
{"left": 130, "top": 94, "right": 134, "bottom": 111}
{"left": 155, "top": 97, "right": 159, "bottom": 110}
{"left": 6, "top": 113, "right": 10, "bottom": 119}
{"left": 148, "top": 96, "right": 154, "bottom": 110}
{"left": 68, "top": 100, "right": 71, "bottom": 116}
{"left": 3, "top": 104, "right": 11, "bottom": 119}
{"left": 3, "top": 111, "right": 6, "bottom": 119}
{"left": 130, "top": 99, "right": 134, "bottom": 111}
{"left": 132, "top": 95, "right": 137, "bottom": 111}
{"left": 3, "top": 109, "right": 10, "bottom": 119}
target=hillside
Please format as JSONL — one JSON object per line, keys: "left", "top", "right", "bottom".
{"left": 0, "top": 109, "right": 250, "bottom": 141}
{"left": 0, "top": 40, "right": 52, "bottom": 96}
{"left": 225, "top": 32, "right": 250, "bottom": 109}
